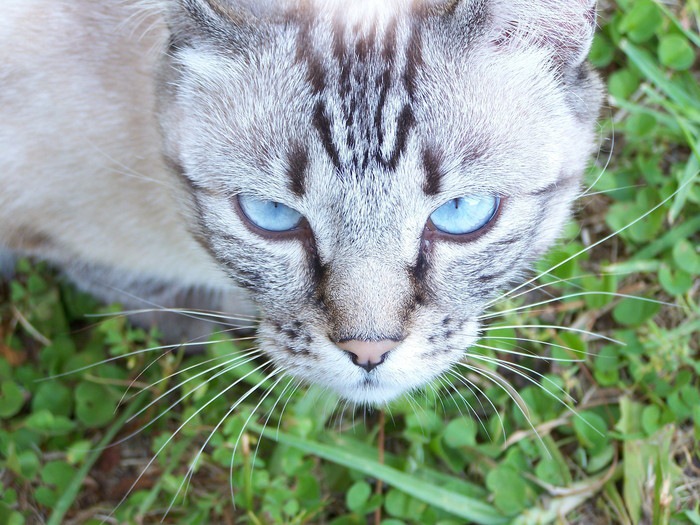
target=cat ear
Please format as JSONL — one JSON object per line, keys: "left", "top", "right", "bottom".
{"left": 442, "top": 0, "right": 597, "bottom": 69}
{"left": 168, "top": 0, "right": 279, "bottom": 48}
{"left": 491, "top": 0, "right": 597, "bottom": 67}
{"left": 188, "top": 0, "right": 280, "bottom": 20}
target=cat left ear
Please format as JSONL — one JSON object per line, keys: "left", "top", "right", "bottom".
{"left": 438, "top": 0, "right": 597, "bottom": 69}
{"left": 487, "top": 0, "right": 597, "bottom": 69}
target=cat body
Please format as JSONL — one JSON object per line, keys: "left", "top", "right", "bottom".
{"left": 0, "top": 2, "right": 224, "bottom": 289}
{"left": 0, "top": 0, "right": 603, "bottom": 404}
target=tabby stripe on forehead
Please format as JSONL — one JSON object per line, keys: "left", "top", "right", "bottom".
{"left": 287, "top": 144, "right": 309, "bottom": 197}
{"left": 312, "top": 101, "right": 342, "bottom": 171}
{"left": 403, "top": 22, "right": 423, "bottom": 101}
{"left": 422, "top": 148, "right": 443, "bottom": 196}
{"left": 381, "top": 18, "right": 398, "bottom": 63}
{"left": 355, "top": 27, "right": 375, "bottom": 61}
{"left": 385, "top": 104, "right": 415, "bottom": 170}
{"left": 295, "top": 27, "right": 325, "bottom": 93}
{"left": 374, "top": 69, "right": 391, "bottom": 149}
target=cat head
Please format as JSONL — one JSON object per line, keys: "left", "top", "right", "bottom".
{"left": 156, "top": 0, "right": 603, "bottom": 405}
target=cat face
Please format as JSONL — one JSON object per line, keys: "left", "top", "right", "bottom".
{"left": 157, "top": 0, "right": 603, "bottom": 405}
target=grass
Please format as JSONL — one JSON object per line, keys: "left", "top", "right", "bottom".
{"left": 1, "top": 1, "right": 699, "bottom": 524}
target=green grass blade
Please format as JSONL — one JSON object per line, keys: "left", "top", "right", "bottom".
{"left": 652, "top": 1, "right": 700, "bottom": 47}
{"left": 322, "top": 433, "right": 489, "bottom": 498}
{"left": 250, "top": 422, "right": 510, "bottom": 525}
{"left": 611, "top": 97, "right": 683, "bottom": 135}
{"left": 619, "top": 40, "right": 698, "bottom": 112}
{"left": 632, "top": 215, "right": 700, "bottom": 261}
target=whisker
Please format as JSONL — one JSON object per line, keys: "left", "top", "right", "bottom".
{"left": 435, "top": 375, "right": 465, "bottom": 418}
{"left": 446, "top": 369, "right": 498, "bottom": 425}
{"left": 118, "top": 330, "right": 258, "bottom": 406}
{"left": 480, "top": 324, "right": 623, "bottom": 345}
{"left": 437, "top": 374, "right": 492, "bottom": 441}
{"left": 477, "top": 335, "right": 600, "bottom": 358}
{"left": 87, "top": 307, "right": 259, "bottom": 323}
{"left": 351, "top": 400, "right": 358, "bottom": 429}
{"left": 485, "top": 269, "right": 639, "bottom": 309}
{"left": 470, "top": 342, "right": 585, "bottom": 363}
{"left": 103, "top": 360, "right": 274, "bottom": 523}
{"left": 124, "top": 346, "right": 261, "bottom": 403}
{"left": 581, "top": 184, "right": 645, "bottom": 197}
{"left": 116, "top": 348, "right": 176, "bottom": 410}
{"left": 84, "top": 136, "right": 175, "bottom": 190}
{"left": 427, "top": 381, "right": 448, "bottom": 415}
{"left": 447, "top": 369, "right": 504, "bottom": 442}
{"left": 483, "top": 274, "right": 593, "bottom": 314}
{"left": 227, "top": 373, "right": 290, "bottom": 505}
{"left": 479, "top": 291, "right": 674, "bottom": 321}
{"left": 168, "top": 368, "right": 284, "bottom": 517}
{"left": 579, "top": 120, "right": 615, "bottom": 198}
{"left": 249, "top": 376, "right": 298, "bottom": 478}
{"left": 467, "top": 352, "right": 577, "bottom": 405}
{"left": 320, "top": 388, "right": 340, "bottom": 427}
{"left": 458, "top": 362, "right": 546, "bottom": 451}
{"left": 276, "top": 380, "right": 305, "bottom": 439}
{"left": 101, "top": 350, "right": 265, "bottom": 452}
{"left": 41, "top": 337, "right": 251, "bottom": 381}
{"left": 86, "top": 308, "right": 257, "bottom": 329}
{"left": 127, "top": 350, "right": 265, "bottom": 425}
{"left": 403, "top": 392, "right": 426, "bottom": 437}
{"left": 465, "top": 354, "right": 605, "bottom": 439}
{"left": 495, "top": 177, "right": 696, "bottom": 304}
{"left": 335, "top": 398, "right": 351, "bottom": 432}
{"left": 90, "top": 284, "right": 260, "bottom": 330}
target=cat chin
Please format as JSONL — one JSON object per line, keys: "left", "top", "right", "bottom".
{"left": 307, "top": 369, "right": 435, "bottom": 407}
{"left": 334, "top": 383, "right": 414, "bottom": 407}
{"left": 278, "top": 350, "right": 461, "bottom": 407}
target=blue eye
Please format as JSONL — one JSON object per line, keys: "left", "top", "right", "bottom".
{"left": 238, "top": 195, "right": 303, "bottom": 232}
{"left": 429, "top": 196, "right": 500, "bottom": 236}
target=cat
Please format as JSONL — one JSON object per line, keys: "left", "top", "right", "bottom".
{"left": 0, "top": 0, "right": 603, "bottom": 406}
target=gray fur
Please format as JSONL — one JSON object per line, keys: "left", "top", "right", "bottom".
{"left": 0, "top": 0, "right": 602, "bottom": 405}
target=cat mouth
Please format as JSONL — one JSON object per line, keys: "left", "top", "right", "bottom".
{"left": 262, "top": 318, "right": 472, "bottom": 405}
{"left": 360, "top": 376, "right": 379, "bottom": 387}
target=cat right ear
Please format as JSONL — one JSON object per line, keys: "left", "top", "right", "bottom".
{"left": 440, "top": 0, "right": 597, "bottom": 69}
{"left": 168, "top": 0, "right": 279, "bottom": 49}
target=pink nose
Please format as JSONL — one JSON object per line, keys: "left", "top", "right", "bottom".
{"left": 336, "top": 339, "right": 401, "bottom": 372}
